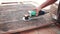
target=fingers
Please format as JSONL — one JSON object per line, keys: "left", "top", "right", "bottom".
{"left": 36, "top": 13, "right": 38, "bottom": 16}
{"left": 33, "top": 8, "right": 41, "bottom": 16}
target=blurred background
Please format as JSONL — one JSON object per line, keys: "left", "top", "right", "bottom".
{"left": 0, "top": 0, "right": 59, "bottom": 9}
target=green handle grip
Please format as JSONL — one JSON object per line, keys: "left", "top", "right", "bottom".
{"left": 29, "top": 10, "right": 36, "bottom": 16}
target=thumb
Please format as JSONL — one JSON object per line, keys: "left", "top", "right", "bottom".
{"left": 36, "top": 13, "right": 39, "bottom": 16}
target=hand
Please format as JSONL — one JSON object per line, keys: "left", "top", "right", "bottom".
{"left": 34, "top": 8, "right": 41, "bottom": 16}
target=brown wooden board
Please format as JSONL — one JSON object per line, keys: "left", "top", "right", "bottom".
{"left": 0, "top": 4, "right": 54, "bottom": 34}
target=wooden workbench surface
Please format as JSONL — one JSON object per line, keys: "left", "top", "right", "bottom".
{"left": 4, "top": 25, "right": 60, "bottom": 34}
{"left": 0, "top": 4, "right": 54, "bottom": 34}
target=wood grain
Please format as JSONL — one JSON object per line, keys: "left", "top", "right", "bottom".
{"left": 0, "top": 4, "right": 55, "bottom": 34}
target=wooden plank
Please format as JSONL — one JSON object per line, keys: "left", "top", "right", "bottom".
{"left": 2, "top": 2, "right": 18, "bottom": 4}
{"left": 20, "top": 26, "right": 58, "bottom": 34}
{"left": 0, "top": 4, "right": 55, "bottom": 34}
{"left": 5, "top": 25, "right": 59, "bottom": 34}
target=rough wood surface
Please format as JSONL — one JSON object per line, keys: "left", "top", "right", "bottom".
{"left": 0, "top": 4, "right": 54, "bottom": 34}
{"left": 4, "top": 25, "right": 60, "bottom": 34}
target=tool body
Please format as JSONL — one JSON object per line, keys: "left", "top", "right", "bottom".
{"left": 23, "top": 10, "right": 46, "bottom": 21}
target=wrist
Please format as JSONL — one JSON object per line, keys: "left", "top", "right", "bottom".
{"left": 36, "top": 7, "right": 42, "bottom": 11}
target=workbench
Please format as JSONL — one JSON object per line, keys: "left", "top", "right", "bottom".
{"left": 0, "top": 4, "right": 55, "bottom": 34}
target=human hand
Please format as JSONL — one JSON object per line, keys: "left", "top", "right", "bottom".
{"left": 34, "top": 8, "right": 41, "bottom": 16}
